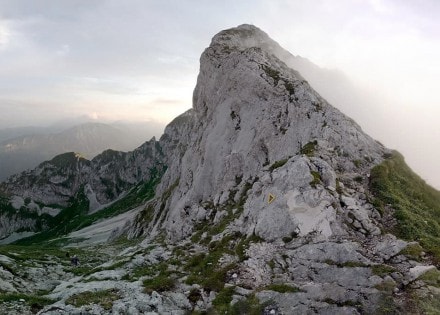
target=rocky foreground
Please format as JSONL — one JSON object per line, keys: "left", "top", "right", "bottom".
{"left": 0, "top": 228, "right": 438, "bottom": 314}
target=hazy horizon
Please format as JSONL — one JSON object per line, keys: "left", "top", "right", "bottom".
{"left": 1, "top": 0, "right": 439, "bottom": 188}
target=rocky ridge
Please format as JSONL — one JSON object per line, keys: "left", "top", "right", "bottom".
{"left": 0, "top": 138, "right": 164, "bottom": 239}
{"left": 0, "top": 24, "right": 439, "bottom": 314}
{"left": 127, "top": 24, "right": 387, "bottom": 242}
{"left": 0, "top": 122, "right": 159, "bottom": 182}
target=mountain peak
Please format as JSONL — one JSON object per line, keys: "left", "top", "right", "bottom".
{"left": 41, "top": 151, "right": 88, "bottom": 168}
{"left": 210, "top": 24, "right": 271, "bottom": 49}
{"left": 166, "top": 25, "right": 389, "bottom": 242}
{"left": 208, "top": 24, "right": 296, "bottom": 62}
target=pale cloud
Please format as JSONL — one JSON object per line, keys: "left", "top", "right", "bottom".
{"left": 55, "top": 44, "right": 70, "bottom": 56}
{"left": 368, "top": 0, "right": 393, "bottom": 13}
{"left": 0, "top": 21, "right": 11, "bottom": 48}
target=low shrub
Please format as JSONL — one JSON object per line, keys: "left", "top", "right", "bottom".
{"left": 65, "top": 289, "right": 121, "bottom": 310}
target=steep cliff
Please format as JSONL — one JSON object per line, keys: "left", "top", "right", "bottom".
{"left": 129, "top": 24, "right": 387, "bottom": 241}
{"left": 113, "top": 25, "right": 437, "bottom": 314}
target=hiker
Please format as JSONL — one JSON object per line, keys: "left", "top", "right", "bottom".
{"left": 71, "top": 255, "right": 79, "bottom": 266}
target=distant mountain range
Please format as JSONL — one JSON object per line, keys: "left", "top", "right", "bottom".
{"left": 0, "top": 121, "right": 162, "bottom": 181}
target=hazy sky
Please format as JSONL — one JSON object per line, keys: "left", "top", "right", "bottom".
{"left": 0, "top": 0, "right": 439, "bottom": 188}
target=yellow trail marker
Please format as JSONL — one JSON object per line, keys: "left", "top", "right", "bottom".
{"left": 268, "top": 193, "right": 275, "bottom": 204}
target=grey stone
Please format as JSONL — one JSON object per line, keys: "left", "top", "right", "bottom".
{"left": 409, "top": 265, "right": 436, "bottom": 281}
{"left": 374, "top": 234, "right": 408, "bottom": 260}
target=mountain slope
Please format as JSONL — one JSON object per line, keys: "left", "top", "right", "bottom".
{"left": 117, "top": 24, "right": 438, "bottom": 313}
{"left": 0, "top": 138, "right": 164, "bottom": 240}
{"left": 0, "top": 24, "right": 439, "bottom": 314}
{"left": 129, "top": 24, "right": 387, "bottom": 241}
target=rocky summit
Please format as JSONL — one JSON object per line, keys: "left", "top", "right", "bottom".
{"left": 0, "top": 24, "right": 439, "bottom": 314}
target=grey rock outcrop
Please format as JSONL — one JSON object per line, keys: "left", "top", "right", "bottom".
{"left": 0, "top": 139, "right": 165, "bottom": 238}
{"left": 2, "top": 139, "right": 163, "bottom": 207}
{"left": 129, "top": 24, "right": 387, "bottom": 242}
{"left": 118, "top": 24, "right": 432, "bottom": 314}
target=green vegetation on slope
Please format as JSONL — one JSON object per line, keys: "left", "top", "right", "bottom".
{"left": 0, "top": 293, "right": 53, "bottom": 313}
{"left": 211, "top": 291, "right": 272, "bottom": 315}
{"left": 269, "top": 158, "right": 288, "bottom": 171}
{"left": 14, "top": 167, "right": 164, "bottom": 245}
{"left": 300, "top": 140, "right": 317, "bottom": 157}
{"left": 370, "top": 151, "right": 440, "bottom": 262}
{"left": 65, "top": 289, "right": 121, "bottom": 310}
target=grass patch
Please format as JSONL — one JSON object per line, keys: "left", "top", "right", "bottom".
{"left": 370, "top": 151, "right": 440, "bottom": 263}
{"left": 267, "top": 259, "right": 275, "bottom": 269}
{"left": 400, "top": 243, "right": 424, "bottom": 261}
{"left": 354, "top": 175, "right": 363, "bottom": 183}
{"left": 236, "top": 233, "right": 263, "bottom": 261}
{"left": 300, "top": 140, "right": 317, "bottom": 157}
{"left": 210, "top": 292, "right": 272, "bottom": 315}
{"left": 184, "top": 235, "right": 238, "bottom": 291}
{"left": 185, "top": 181, "right": 261, "bottom": 292}
{"left": 68, "top": 265, "right": 97, "bottom": 276}
{"left": 375, "top": 294, "right": 398, "bottom": 315}
{"left": 192, "top": 179, "right": 255, "bottom": 240}
{"left": 188, "top": 288, "right": 202, "bottom": 305}
{"left": 0, "top": 293, "right": 53, "bottom": 313}
{"left": 186, "top": 263, "right": 236, "bottom": 292}
{"left": 124, "top": 261, "right": 169, "bottom": 281}
{"left": 324, "top": 259, "right": 367, "bottom": 268}
{"left": 185, "top": 232, "right": 259, "bottom": 291}
{"left": 402, "top": 287, "right": 440, "bottom": 314}
{"left": 0, "top": 244, "right": 88, "bottom": 264}
{"left": 353, "top": 159, "right": 362, "bottom": 168}
{"left": 419, "top": 268, "right": 440, "bottom": 287}
{"left": 285, "top": 81, "right": 296, "bottom": 97}
{"left": 310, "top": 171, "right": 321, "bottom": 188}
{"left": 105, "top": 259, "right": 128, "bottom": 270}
{"left": 212, "top": 286, "right": 236, "bottom": 313}
{"left": 269, "top": 158, "right": 288, "bottom": 171}
{"left": 371, "top": 264, "right": 395, "bottom": 277}
{"left": 65, "top": 289, "right": 121, "bottom": 310}
{"left": 374, "top": 279, "right": 396, "bottom": 293}
{"left": 262, "top": 65, "right": 281, "bottom": 85}
{"left": 417, "top": 294, "right": 440, "bottom": 314}
{"left": 0, "top": 244, "right": 109, "bottom": 281}
{"left": 143, "top": 274, "right": 176, "bottom": 293}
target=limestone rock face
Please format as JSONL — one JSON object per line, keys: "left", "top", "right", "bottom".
{"left": 121, "top": 25, "right": 426, "bottom": 314}
{"left": 137, "top": 24, "right": 386, "bottom": 241}
{"left": 241, "top": 156, "right": 339, "bottom": 241}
